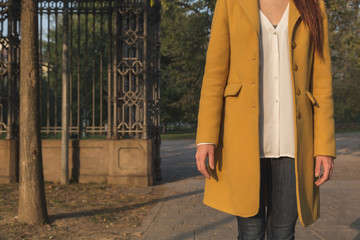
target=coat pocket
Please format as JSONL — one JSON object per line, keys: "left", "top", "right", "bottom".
{"left": 305, "top": 90, "right": 317, "bottom": 106}
{"left": 223, "top": 83, "right": 243, "bottom": 97}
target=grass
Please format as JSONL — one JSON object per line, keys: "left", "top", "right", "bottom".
{"left": 2, "top": 126, "right": 359, "bottom": 141}
{"left": 40, "top": 133, "right": 107, "bottom": 140}
{"left": 160, "top": 129, "right": 196, "bottom": 140}
{"left": 335, "top": 128, "right": 360, "bottom": 133}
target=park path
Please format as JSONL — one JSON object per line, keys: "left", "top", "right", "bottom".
{"left": 131, "top": 132, "right": 360, "bottom": 240}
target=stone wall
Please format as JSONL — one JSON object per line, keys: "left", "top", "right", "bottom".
{"left": 0, "top": 140, "right": 18, "bottom": 183}
{"left": 0, "top": 139, "right": 155, "bottom": 186}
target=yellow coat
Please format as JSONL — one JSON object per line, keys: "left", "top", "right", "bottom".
{"left": 195, "top": 0, "right": 336, "bottom": 227}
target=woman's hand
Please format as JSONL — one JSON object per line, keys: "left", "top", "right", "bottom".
{"left": 195, "top": 144, "right": 215, "bottom": 179}
{"left": 315, "top": 155, "right": 334, "bottom": 186}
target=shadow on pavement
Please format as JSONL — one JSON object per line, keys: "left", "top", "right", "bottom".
{"left": 168, "top": 215, "right": 234, "bottom": 240}
{"left": 350, "top": 217, "right": 360, "bottom": 240}
{"left": 50, "top": 189, "right": 203, "bottom": 222}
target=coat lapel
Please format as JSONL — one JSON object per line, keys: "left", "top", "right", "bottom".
{"left": 235, "top": 0, "right": 260, "bottom": 37}
{"left": 288, "top": 0, "right": 301, "bottom": 40}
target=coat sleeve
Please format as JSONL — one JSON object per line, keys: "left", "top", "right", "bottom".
{"left": 195, "top": 0, "right": 230, "bottom": 148}
{"left": 311, "top": 0, "right": 336, "bottom": 159}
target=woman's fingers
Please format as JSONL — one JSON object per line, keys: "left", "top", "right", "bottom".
{"left": 329, "top": 160, "right": 335, "bottom": 179}
{"left": 195, "top": 145, "right": 215, "bottom": 179}
{"left": 208, "top": 148, "right": 215, "bottom": 170}
{"left": 315, "top": 156, "right": 334, "bottom": 186}
{"left": 315, "top": 157, "right": 322, "bottom": 178}
{"left": 315, "top": 165, "right": 329, "bottom": 186}
{"left": 195, "top": 149, "right": 210, "bottom": 179}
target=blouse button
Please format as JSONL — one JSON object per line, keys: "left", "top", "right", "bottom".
{"left": 291, "top": 41, "right": 297, "bottom": 49}
{"left": 297, "top": 111, "right": 302, "bottom": 119}
{"left": 295, "top": 88, "right": 301, "bottom": 95}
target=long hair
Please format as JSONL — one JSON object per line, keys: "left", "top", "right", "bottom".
{"left": 293, "top": 0, "right": 324, "bottom": 58}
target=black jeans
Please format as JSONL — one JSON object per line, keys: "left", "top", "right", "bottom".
{"left": 236, "top": 157, "right": 298, "bottom": 240}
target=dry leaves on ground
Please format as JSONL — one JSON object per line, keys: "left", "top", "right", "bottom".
{"left": 0, "top": 182, "right": 165, "bottom": 239}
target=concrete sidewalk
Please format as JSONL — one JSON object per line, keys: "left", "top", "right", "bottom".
{"left": 131, "top": 132, "right": 360, "bottom": 240}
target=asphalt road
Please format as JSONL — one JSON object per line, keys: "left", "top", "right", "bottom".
{"left": 131, "top": 131, "right": 360, "bottom": 240}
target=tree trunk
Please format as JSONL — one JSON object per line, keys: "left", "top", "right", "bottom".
{"left": 18, "top": 0, "right": 49, "bottom": 225}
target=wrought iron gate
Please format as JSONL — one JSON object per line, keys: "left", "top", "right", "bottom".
{"left": 0, "top": 0, "right": 162, "bottom": 180}
{"left": 0, "top": 0, "right": 20, "bottom": 140}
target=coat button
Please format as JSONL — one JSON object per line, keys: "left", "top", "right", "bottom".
{"left": 296, "top": 88, "right": 301, "bottom": 95}
{"left": 297, "top": 111, "right": 301, "bottom": 119}
{"left": 291, "top": 41, "right": 297, "bottom": 49}
{"left": 293, "top": 64, "right": 298, "bottom": 71}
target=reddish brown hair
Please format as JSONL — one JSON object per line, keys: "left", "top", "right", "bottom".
{"left": 293, "top": 0, "right": 324, "bottom": 58}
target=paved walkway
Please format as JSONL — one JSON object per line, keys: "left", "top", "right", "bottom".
{"left": 131, "top": 132, "right": 360, "bottom": 240}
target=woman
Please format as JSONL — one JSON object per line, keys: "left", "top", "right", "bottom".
{"left": 195, "top": 0, "right": 336, "bottom": 239}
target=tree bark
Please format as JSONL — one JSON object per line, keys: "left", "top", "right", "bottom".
{"left": 18, "top": 0, "right": 49, "bottom": 225}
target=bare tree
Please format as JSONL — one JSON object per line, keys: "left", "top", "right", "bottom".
{"left": 17, "top": 0, "right": 49, "bottom": 225}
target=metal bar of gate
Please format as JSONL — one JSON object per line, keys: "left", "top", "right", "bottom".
{"left": 107, "top": 3, "right": 112, "bottom": 139}
{"left": 61, "top": 0, "right": 70, "bottom": 184}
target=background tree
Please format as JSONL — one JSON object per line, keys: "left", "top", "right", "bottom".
{"left": 18, "top": 0, "right": 49, "bottom": 225}
{"left": 325, "top": 0, "right": 360, "bottom": 126}
{"left": 33, "top": 0, "right": 360, "bottom": 134}
{"left": 160, "top": 0, "right": 359, "bottom": 130}
{"left": 160, "top": 0, "right": 216, "bottom": 130}
{"left": 40, "top": 14, "right": 110, "bottom": 132}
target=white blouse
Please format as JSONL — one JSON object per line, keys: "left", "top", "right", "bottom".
{"left": 196, "top": 3, "right": 295, "bottom": 159}
{"left": 258, "top": 2, "right": 295, "bottom": 158}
